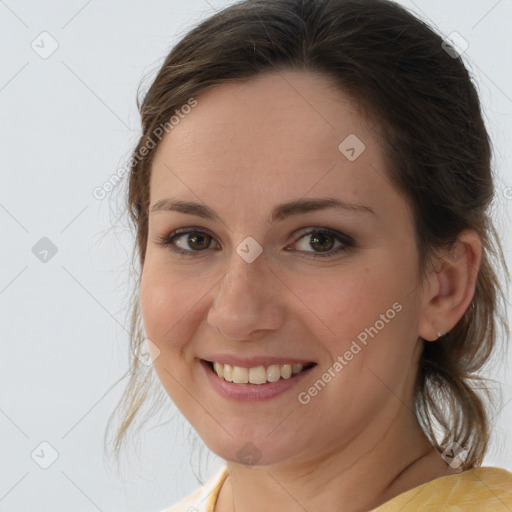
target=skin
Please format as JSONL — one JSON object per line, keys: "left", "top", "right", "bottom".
{"left": 139, "top": 69, "right": 481, "bottom": 512}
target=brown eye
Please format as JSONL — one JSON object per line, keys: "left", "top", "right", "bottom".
{"left": 156, "top": 226, "right": 354, "bottom": 259}
{"left": 289, "top": 228, "right": 354, "bottom": 259}
{"left": 182, "top": 232, "right": 212, "bottom": 251}
{"left": 156, "top": 228, "right": 220, "bottom": 256}
{"left": 309, "top": 232, "right": 336, "bottom": 252}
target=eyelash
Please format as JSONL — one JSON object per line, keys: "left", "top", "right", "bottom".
{"left": 154, "top": 226, "right": 355, "bottom": 259}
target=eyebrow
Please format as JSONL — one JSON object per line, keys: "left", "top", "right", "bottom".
{"left": 150, "top": 197, "right": 375, "bottom": 223}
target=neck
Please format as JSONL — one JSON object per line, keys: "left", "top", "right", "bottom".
{"left": 215, "top": 409, "right": 448, "bottom": 512}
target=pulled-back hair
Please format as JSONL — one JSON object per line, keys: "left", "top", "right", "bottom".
{"left": 105, "top": 0, "right": 509, "bottom": 471}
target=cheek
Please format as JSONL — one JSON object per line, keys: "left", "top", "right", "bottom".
{"left": 139, "top": 265, "right": 207, "bottom": 409}
{"left": 298, "top": 260, "right": 416, "bottom": 362}
{"left": 139, "top": 264, "right": 198, "bottom": 355}
{"left": 295, "top": 266, "right": 393, "bottom": 336}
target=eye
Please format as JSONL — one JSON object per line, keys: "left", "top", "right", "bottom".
{"left": 155, "top": 227, "right": 220, "bottom": 257}
{"left": 286, "top": 228, "right": 354, "bottom": 258}
{"left": 154, "top": 226, "right": 354, "bottom": 259}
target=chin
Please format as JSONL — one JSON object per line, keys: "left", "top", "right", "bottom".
{"left": 200, "top": 431, "right": 305, "bottom": 468}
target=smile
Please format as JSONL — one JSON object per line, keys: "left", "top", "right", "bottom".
{"left": 212, "top": 362, "right": 313, "bottom": 384}
{"left": 204, "top": 360, "right": 316, "bottom": 384}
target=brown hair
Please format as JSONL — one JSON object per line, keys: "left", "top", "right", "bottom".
{"left": 104, "top": 0, "right": 510, "bottom": 472}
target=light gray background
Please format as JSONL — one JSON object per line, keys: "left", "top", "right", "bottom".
{"left": 1, "top": 1, "right": 511, "bottom": 511}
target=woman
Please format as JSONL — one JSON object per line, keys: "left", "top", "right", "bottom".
{"left": 107, "top": 0, "right": 512, "bottom": 510}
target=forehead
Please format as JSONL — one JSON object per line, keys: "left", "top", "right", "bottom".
{"left": 149, "top": 69, "right": 395, "bottom": 221}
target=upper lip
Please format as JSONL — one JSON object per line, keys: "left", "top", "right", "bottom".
{"left": 201, "top": 355, "right": 316, "bottom": 368}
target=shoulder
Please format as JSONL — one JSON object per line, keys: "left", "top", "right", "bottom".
{"left": 375, "top": 466, "right": 512, "bottom": 512}
{"left": 161, "top": 465, "right": 228, "bottom": 512}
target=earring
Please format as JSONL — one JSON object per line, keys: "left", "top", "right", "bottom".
{"left": 437, "top": 331, "right": 446, "bottom": 339}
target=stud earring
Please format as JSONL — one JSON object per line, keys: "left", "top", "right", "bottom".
{"left": 437, "top": 331, "right": 446, "bottom": 339}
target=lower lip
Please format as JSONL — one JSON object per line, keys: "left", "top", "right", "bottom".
{"left": 200, "top": 360, "right": 315, "bottom": 401}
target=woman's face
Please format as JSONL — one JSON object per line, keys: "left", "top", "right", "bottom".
{"left": 140, "top": 69, "right": 430, "bottom": 466}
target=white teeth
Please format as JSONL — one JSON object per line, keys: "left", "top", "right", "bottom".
{"left": 232, "top": 366, "right": 249, "bottom": 383}
{"left": 213, "top": 362, "right": 224, "bottom": 378}
{"left": 267, "top": 365, "right": 281, "bottom": 382}
{"left": 281, "top": 364, "right": 292, "bottom": 379}
{"left": 249, "top": 366, "right": 267, "bottom": 384}
{"left": 211, "top": 361, "right": 306, "bottom": 384}
{"left": 223, "top": 364, "right": 233, "bottom": 382}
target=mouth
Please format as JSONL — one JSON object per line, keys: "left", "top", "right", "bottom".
{"left": 202, "top": 359, "right": 316, "bottom": 385}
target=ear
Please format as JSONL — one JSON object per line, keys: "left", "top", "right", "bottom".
{"left": 418, "top": 229, "right": 482, "bottom": 342}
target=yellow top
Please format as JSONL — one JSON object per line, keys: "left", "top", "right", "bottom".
{"left": 163, "top": 465, "right": 512, "bottom": 511}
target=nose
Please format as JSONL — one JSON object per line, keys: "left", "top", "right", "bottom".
{"left": 207, "top": 251, "right": 285, "bottom": 341}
